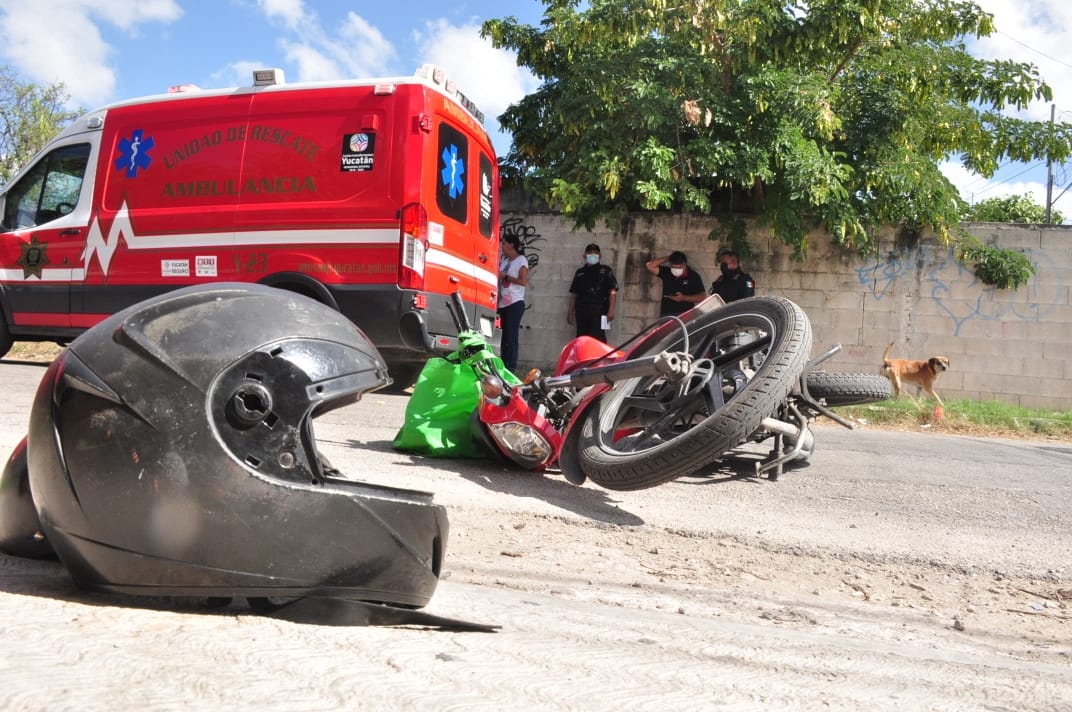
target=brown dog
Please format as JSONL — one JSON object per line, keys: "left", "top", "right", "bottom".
{"left": 880, "top": 342, "right": 950, "bottom": 405}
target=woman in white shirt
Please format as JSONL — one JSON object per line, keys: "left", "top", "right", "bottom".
{"left": 497, "top": 234, "right": 529, "bottom": 372}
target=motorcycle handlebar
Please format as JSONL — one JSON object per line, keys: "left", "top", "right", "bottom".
{"left": 448, "top": 291, "right": 472, "bottom": 333}
{"left": 540, "top": 351, "right": 689, "bottom": 390}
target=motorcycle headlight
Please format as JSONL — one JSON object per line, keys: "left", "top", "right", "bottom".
{"left": 487, "top": 422, "right": 553, "bottom": 468}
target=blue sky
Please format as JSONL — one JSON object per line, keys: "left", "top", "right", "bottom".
{"left": 1, "top": 0, "right": 1070, "bottom": 217}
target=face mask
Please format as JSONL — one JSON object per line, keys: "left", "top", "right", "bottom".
{"left": 585, "top": 254, "right": 600, "bottom": 265}
{"left": 670, "top": 267, "right": 685, "bottom": 277}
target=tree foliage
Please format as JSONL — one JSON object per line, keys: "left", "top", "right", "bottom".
{"left": 482, "top": 0, "right": 1072, "bottom": 266}
{"left": 0, "top": 66, "right": 80, "bottom": 185}
{"left": 962, "top": 193, "right": 1064, "bottom": 224}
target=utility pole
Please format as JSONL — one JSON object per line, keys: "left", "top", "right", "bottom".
{"left": 1045, "top": 104, "right": 1055, "bottom": 223}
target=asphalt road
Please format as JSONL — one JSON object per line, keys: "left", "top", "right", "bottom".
{"left": 1, "top": 357, "right": 1069, "bottom": 709}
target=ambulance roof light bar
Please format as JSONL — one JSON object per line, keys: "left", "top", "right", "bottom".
{"left": 252, "top": 68, "right": 286, "bottom": 86}
{"left": 414, "top": 64, "right": 484, "bottom": 124}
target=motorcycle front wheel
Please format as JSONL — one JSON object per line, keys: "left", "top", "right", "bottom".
{"left": 577, "top": 297, "right": 812, "bottom": 491}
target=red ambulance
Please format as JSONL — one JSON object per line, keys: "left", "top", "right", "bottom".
{"left": 0, "top": 65, "right": 500, "bottom": 389}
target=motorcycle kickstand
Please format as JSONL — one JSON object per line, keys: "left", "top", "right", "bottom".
{"left": 767, "top": 433, "right": 785, "bottom": 481}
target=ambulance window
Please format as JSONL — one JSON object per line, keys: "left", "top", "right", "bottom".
{"left": 478, "top": 152, "right": 494, "bottom": 239}
{"left": 2, "top": 143, "right": 90, "bottom": 230}
{"left": 436, "top": 123, "right": 468, "bottom": 224}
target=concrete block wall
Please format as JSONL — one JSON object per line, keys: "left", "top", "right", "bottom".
{"left": 501, "top": 207, "right": 1072, "bottom": 410}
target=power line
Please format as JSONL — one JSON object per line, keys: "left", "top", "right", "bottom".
{"left": 994, "top": 31, "right": 1072, "bottom": 71}
{"left": 962, "top": 160, "right": 1047, "bottom": 199}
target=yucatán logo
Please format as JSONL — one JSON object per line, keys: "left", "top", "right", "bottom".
{"left": 341, "top": 133, "right": 375, "bottom": 172}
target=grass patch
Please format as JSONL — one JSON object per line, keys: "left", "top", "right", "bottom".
{"left": 6, "top": 341, "right": 65, "bottom": 362}
{"left": 834, "top": 398, "right": 1072, "bottom": 442}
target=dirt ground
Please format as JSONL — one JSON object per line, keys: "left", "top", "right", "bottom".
{"left": 0, "top": 355, "right": 1069, "bottom": 710}
{"left": 446, "top": 510, "right": 1071, "bottom": 655}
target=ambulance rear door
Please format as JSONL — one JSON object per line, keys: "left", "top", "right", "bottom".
{"left": 424, "top": 105, "right": 499, "bottom": 339}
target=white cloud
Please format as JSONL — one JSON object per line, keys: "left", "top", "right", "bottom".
{"left": 412, "top": 19, "right": 538, "bottom": 154}
{"left": 251, "top": 4, "right": 397, "bottom": 81}
{"left": 279, "top": 40, "right": 341, "bottom": 82}
{"left": 256, "top": 0, "right": 305, "bottom": 30}
{"left": 239, "top": 12, "right": 537, "bottom": 154}
{"left": 82, "top": 0, "right": 182, "bottom": 31}
{"left": 336, "top": 13, "right": 397, "bottom": 77}
{"left": 929, "top": 0, "right": 1072, "bottom": 213}
{"left": 941, "top": 161, "right": 1049, "bottom": 206}
{"left": 0, "top": 0, "right": 180, "bottom": 106}
{"left": 213, "top": 60, "right": 271, "bottom": 90}
{"left": 970, "top": 0, "right": 1072, "bottom": 122}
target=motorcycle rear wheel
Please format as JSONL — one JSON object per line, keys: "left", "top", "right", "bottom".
{"left": 805, "top": 372, "right": 892, "bottom": 407}
{"left": 577, "top": 297, "right": 812, "bottom": 491}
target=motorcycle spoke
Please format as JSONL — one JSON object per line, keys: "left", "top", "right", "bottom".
{"left": 713, "top": 332, "right": 772, "bottom": 369}
{"left": 620, "top": 391, "right": 668, "bottom": 415}
{"left": 607, "top": 363, "right": 718, "bottom": 452}
{"left": 688, "top": 328, "right": 721, "bottom": 361}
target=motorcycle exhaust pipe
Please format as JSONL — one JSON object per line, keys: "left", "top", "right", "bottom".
{"left": 759, "top": 415, "right": 814, "bottom": 455}
{"left": 760, "top": 417, "right": 800, "bottom": 440}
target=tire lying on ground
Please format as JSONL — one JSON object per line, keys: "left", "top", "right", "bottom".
{"left": 805, "top": 372, "right": 892, "bottom": 407}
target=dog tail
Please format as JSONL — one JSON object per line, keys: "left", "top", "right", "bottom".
{"left": 880, "top": 341, "right": 895, "bottom": 374}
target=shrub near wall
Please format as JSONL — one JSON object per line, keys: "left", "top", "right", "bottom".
{"left": 502, "top": 208, "right": 1072, "bottom": 410}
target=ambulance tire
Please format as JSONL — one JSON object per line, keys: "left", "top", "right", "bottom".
{"left": 383, "top": 363, "right": 422, "bottom": 393}
{"left": 0, "top": 317, "right": 12, "bottom": 359}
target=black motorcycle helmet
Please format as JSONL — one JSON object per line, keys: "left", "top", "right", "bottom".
{"left": 25, "top": 283, "right": 447, "bottom": 607}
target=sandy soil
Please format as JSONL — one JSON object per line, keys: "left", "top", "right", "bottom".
{"left": 0, "top": 361, "right": 1069, "bottom": 710}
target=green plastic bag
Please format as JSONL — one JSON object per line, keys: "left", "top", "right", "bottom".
{"left": 392, "top": 331, "right": 520, "bottom": 458}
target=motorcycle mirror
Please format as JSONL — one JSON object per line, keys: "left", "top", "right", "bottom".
{"left": 480, "top": 375, "right": 504, "bottom": 399}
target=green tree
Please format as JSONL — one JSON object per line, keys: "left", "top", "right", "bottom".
{"left": 962, "top": 193, "right": 1064, "bottom": 224}
{"left": 0, "top": 66, "right": 81, "bottom": 185}
{"left": 482, "top": 0, "right": 1069, "bottom": 287}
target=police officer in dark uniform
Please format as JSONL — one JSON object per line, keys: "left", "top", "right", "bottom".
{"left": 710, "top": 250, "right": 755, "bottom": 303}
{"left": 645, "top": 250, "right": 706, "bottom": 317}
{"left": 568, "top": 243, "right": 619, "bottom": 341}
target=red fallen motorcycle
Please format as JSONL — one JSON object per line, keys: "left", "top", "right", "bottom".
{"left": 400, "top": 292, "right": 889, "bottom": 490}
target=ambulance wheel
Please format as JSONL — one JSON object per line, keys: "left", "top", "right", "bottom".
{"left": 0, "top": 318, "right": 12, "bottom": 359}
{"left": 383, "top": 363, "right": 422, "bottom": 393}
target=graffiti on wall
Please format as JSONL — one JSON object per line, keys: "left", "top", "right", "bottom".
{"left": 501, "top": 216, "right": 546, "bottom": 274}
{"left": 500, "top": 216, "right": 547, "bottom": 312}
{"left": 855, "top": 244, "right": 1061, "bottom": 335}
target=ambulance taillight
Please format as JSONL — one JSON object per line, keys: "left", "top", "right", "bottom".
{"left": 398, "top": 203, "right": 428, "bottom": 292}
